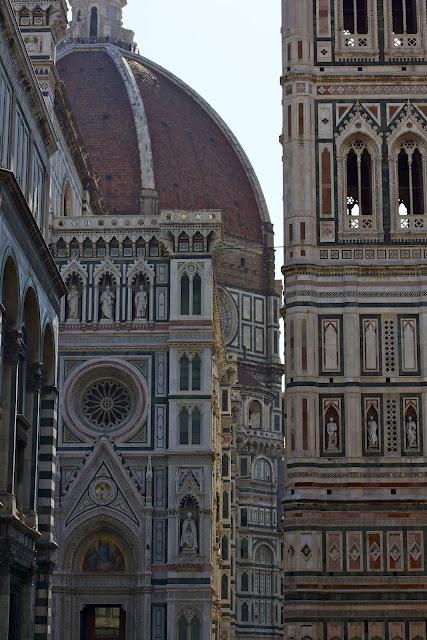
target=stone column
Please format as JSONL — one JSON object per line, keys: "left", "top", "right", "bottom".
{"left": 34, "top": 552, "right": 57, "bottom": 640}
{"left": 27, "top": 362, "right": 43, "bottom": 518}
{"left": 0, "top": 559, "right": 11, "bottom": 640}
{"left": 34, "top": 384, "right": 59, "bottom": 640}
{"left": 0, "top": 302, "right": 4, "bottom": 427}
{"left": 0, "top": 330, "right": 24, "bottom": 498}
{"left": 20, "top": 572, "right": 36, "bottom": 640}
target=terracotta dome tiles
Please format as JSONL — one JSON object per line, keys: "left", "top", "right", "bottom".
{"left": 57, "top": 47, "right": 264, "bottom": 242}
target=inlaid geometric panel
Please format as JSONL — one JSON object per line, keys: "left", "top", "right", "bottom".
{"left": 387, "top": 532, "right": 404, "bottom": 572}
{"left": 328, "top": 623, "right": 343, "bottom": 640}
{"left": 326, "top": 532, "right": 343, "bottom": 572}
{"left": 408, "top": 531, "right": 424, "bottom": 571}
{"left": 368, "top": 622, "right": 384, "bottom": 640}
{"left": 346, "top": 532, "right": 363, "bottom": 572}
{"left": 367, "top": 531, "right": 383, "bottom": 571}
{"left": 348, "top": 623, "right": 365, "bottom": 640}
{"left": 410, "top": 622, "right": 426, "bottom": 640}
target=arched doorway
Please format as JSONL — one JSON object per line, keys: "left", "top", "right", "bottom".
{"left": 53, "top": 517, "right": 146, "bottom": 640}
{"left": 81, "top": 605, "right": 126, "bottom": 640}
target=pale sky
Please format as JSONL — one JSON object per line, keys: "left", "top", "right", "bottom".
{"left": 69, "top": 1, "right": 284, "bottom": 276}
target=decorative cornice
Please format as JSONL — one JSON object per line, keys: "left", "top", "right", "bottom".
{"left": 0, "top": 169, "right": 67, "bottom": 299}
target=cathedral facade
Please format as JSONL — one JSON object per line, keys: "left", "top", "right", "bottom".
{"left": 1, "top": 0, "right": 284, "bottom": 639}
{"left": 282, "top": 0, "right": 427, "bottom": 638}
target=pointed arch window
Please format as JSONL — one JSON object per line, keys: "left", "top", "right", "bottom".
{"left": 179, "top": 407, "right": 189, "bottom": 445}
{"left": 179, "top": 353, "right": 201, "bottom": 391}
{"left": 346, "top": 140, "right": 372, "bottom": 225}
{"left": 90, "top": 7, "right": 98, "bottom": 40}
{"left": 222, "top": 491, "right": 229, "bottom": 519}
{"left": 62, "top": 181, "right": 73, "bottom": 217}
{"left": 192, "top": 274, "right": 202, "bottom": 315}
{"left": 191, "top": 408, "right": 201, "bottom": 445}
{"left": 191, "top": 355, "right": 201, "bottom": 390}
{"left": 180, "top": 274, "right": 190, "bottom": 315}
{"left": 338, "top": 131, "right": 382, "bottom": 239}
{"left": 179, "top": 355, "right": 190, "bottom": 391}
{"left": 241, "top": 572, "right": 249, "bottom": 592}
{"left": 343, "top": 0, "right": 368, "bottom": 35}
{"left": 221, "top": 574, "right": 229, "bottom": 599}
{"left": 398, "top": 140, "right": 425, "bottom": 224}
{"left": 241, "top": 603, "right": 249, "bottom": 622}
{"left": 221, "top": 453, "right": 229, "bottom": 477}
{"left": 178, "top": 614, "right": 201, "bottom": 640}
{"left": 392, "top": 0, "right": 418, "bottom": 35}
{"left": 221, "top": 535, "right": 229, "bottom": 561}
{"left": 240, "top": 538, "right": 249, "bottom": 559}
{"left": 180, "top": 269, "right": 202, "bottom": 316}
{"left": 179, "top": 406, "right": 202, "bottom": 445}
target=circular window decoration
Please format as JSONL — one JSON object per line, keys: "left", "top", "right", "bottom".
{"left": 63, "top": 359, "right": 148, "bottom": 440}
{"left": 83, "top": 380, "right": 131, "bottom": 429}
{"left": 217, "top": 287, "right": 238, "bottom": 345}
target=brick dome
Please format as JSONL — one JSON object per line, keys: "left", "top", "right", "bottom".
{"left": 57, "top": 45, "right": 269, "bottom": 243}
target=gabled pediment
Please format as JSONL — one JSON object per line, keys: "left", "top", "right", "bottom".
{"left": 61, "top": 438, "right": 145, "bottom": 529}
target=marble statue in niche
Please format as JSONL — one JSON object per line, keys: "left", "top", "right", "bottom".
{"left": 132, "top": 273, "right": 149, "bottom": 321}
{"left": 180, "top": 512, "right": 198, "bottom": 552}
{"left": 179, "top": 495, "right": 200, "bottom": 555}
{"left": 367, "top": 414, "right": 379, "bottom": 449}
{"left": 326, "top": 416, "right": 338, "bottom": 450}
{"left": 100, "top": 278, "right": 115, "bottom": 321}
{"left": 406, "top": 414, "right": 418, "bottom": 449}
{"left": 134, "top": 284, "right": 148, "bottom": 321}
{"left": 67, "top": 284, "right": 80, "bottom": 321}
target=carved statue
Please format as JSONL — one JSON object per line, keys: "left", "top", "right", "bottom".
{"left": 100, "top": 284, "right": 115, "bottom": 320}
{"left": 134, "top": 284, "right": 148, "bottom": 320}
{"left": 367, "top": 414, "right": 379, "bottom": 449}
{"left": 67, "top": 284, "right": 80, "bottom": 321}
{"left": 326, "top": 416, "right": 338, "bottom": 450}
{"left": 406, "top": 415, "right": 418, "bottom": 449}
{"left": 180, "top": 512, "right": 198, "bottom": 552}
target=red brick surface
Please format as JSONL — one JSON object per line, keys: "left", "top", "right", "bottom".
{"left": 58, "top": 50, "right": 141, "bottom": 215}
{"left": 57, "top": 49, "right": 264, "bottom": 242}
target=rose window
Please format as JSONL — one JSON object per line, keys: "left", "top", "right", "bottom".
{"left": 83, "top": 380, "right": 131, "bottom": 429}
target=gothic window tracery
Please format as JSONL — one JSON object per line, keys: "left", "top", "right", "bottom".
{"left": 179, "top": 353, "right": 202, "bottom": 391}
{"left": 398, "top": 140, "right": 424, "bottom": 218}
{"left": 343, "top": 0, "right": 368, "bottom": 37}
{"left": 390, "top": 135, "right": 427, "bottom": 233}
{"left": 180, "top": 266, "right": 203, "bottom": 316}
{"left": 179, "top": 406, "right": 201, "bottom": 445}
{"left": 392, "top": 0, "right": 418, "bottom": 36}
{"left": 337, "top": 131, "right": 382, "bottom": 239}
{"left": 96, "top": 239, "right": 106, "bottom": 258}
{"left": 346, "top": 139, "right": 372, "bottom": 222}
{"left": 221, "top": 574, "right": 229, "bottom": 599}
{"left": 177, "top": 612, "right": 201, "bottom": 640}
{"left": 336, "top": 0, "right": 378, "bottom": 55}
{"left": 253, "top": 458, "right": 273, "bottom": 482}
{"left": 241, "top": 602, "right": 249, "bottom": 622}
{"left": 240, "top": 538, "right": 249, "bottom": 559}
{"left": 221, "top": 535, "right": 229, "bottom": 561}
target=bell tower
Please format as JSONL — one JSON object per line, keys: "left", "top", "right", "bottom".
{"left": 11, "top": 0, "right": 67, "bottom": 110}
{"left": 282, "top": 0, "right": 427, "bottom": 638}
{"left": 68, "top": 0, "right": 134, "bottom": 47}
